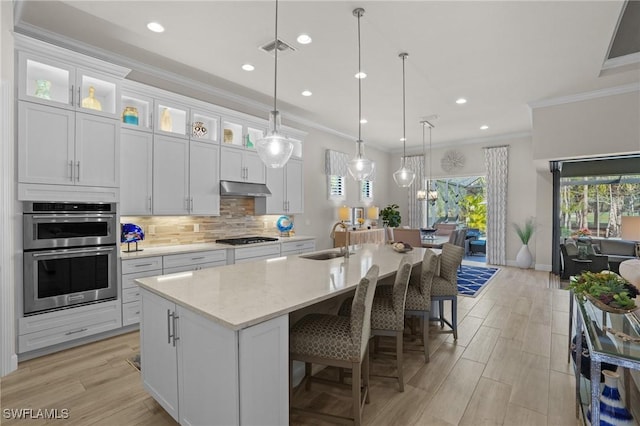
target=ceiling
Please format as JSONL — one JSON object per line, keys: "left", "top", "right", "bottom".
{"left": 14, "top": 1, "right": 640, "bottom": 153}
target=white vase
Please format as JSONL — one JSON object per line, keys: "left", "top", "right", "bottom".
{"left": 516, "top": 244, "right": 532, "bottom": 268}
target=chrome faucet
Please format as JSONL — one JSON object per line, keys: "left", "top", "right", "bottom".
{"left": 330, "top": 222, "right": 350, "bottom": 258}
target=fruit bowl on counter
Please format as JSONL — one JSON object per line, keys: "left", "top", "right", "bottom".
{"left": 392, "top": 242, "right": 413, "bottom": 253}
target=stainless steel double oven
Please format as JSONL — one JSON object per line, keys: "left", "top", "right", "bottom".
{"left": 23, "top": 202, "right": 118, "bottom": 315}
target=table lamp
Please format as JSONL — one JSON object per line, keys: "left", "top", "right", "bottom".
{"left": 338, "top": 206, "right": 351, "bottom": 223}
{"left": 121, "top": 223, "right": 144, "bottom": 252}
{"left": 367, "top": 206, "right": 379, "bottom": 227}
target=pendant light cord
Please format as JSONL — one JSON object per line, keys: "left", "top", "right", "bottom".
{"left": 401, "top": 53, "right": 407, "bottom": 162}
{"left": 422, "top": 122, "right": 426, "bottom": 183}
{"left": 357, "top": 9, "right": 362, "bottom": 143}
{"left": 273, "top": 0, "right": 279, "bottom": 114}
{"left": 429, "top": 125, "right": 433, "bottom": 185}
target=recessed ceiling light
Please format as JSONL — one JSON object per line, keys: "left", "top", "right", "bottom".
{"left": 456, "top": 98, "right": 467, "bottom": 104}
{"left": 147, "top": 22, "right": 165, "bottom": 33}
{"left": 480, "top": 125, "right": 489, "bottom": 130}
{"left": 301, "top": 90, "right": 312, "bottom": 96}
{"left": 360, "top": 118, "right": 368, "bottom": 124}
{"left": 400, "top": 137, "right": 406, "bottom": 142}
{"left": 354, "top": 71, "right": 367, "bottom": 79}
{"left": 242, "top": 64, "right": 255, "bottom": 71}
{"left": 296, "top": 34, "right": 312, "bottom": 44}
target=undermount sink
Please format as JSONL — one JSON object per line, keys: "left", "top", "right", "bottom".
{"left": 300, "top": 251, "right": 346, "bottom": 260}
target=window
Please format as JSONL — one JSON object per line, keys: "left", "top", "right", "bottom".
{"left": 328, "top": 175, "right": 345, "bottom": 200}
{"left": 360, "top": 179, "right": 373, "bottom": 202}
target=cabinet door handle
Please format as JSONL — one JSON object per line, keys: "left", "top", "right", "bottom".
{"left": 76, "top": 162, "right": 80, "bottom": 182}
{"left": 172, "top": 314, "right": 179, "bottom": 346}
{"left": 69, "top": 160, "right": 74, "bottom": 181}
{"left": 69, "top": 85, "right": 74, "bottom": 106}
{"left": 134, "top": 263, "right": 154, "bottom": 267}
{"left": 65, "top": 328, "right": 87, "bottom": 336}
{"left": 148, "top": 196, "right": 152, "bottom": 212}
{"left": 190, "top": 197, "right": 194, "bottom": 212}
{"left": 167, "top": 309, "right": 173, "bottom": 344}
{"left": 149, "top": 114, "right": 153, "bottom": 131}
{"left": 77, "top": 86, "right": 81, "bottom": 108}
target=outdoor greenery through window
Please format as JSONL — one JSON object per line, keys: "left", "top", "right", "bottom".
{"left": 425, "top": 176, "right": 487, "bottom": 233}
{"left": 560, "top": 174, "right": 640, "bottom": 238}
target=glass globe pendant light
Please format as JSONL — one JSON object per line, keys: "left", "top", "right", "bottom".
{"left": 347, "top": 8, "right": 374, "bottom": 181}
{"left": 392, "top": 53, "right": 415, "bottom": 188}
{"left": 256, "top": 0, "right": 294, "bottom": 168}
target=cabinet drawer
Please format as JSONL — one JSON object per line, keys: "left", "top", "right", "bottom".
{"left": 123, "top": 286, "right": 141, "bottom": 304}
{"left": 163, "top": 250, "right": 227, "bottom": 269}
{"left": 234, "top": 244, "right": 281, "bottom": 261}
{"left": 122, "top": 301, "right": 140, "bottom": 326}
{"left": 19, "top": 300, "right": 120, "bottom": 335}
{"left": 18, "top": 302, "right": 122, "bottom": 353}
{"left": 163, "top": 260, "right": 226, "bottom": 275}
{"left": 122, "top": 256, "right": 163, "bottom": 274}
{"left": 122, "top": 269, "right": 163, "bottom": 289}
{"left": 281, "top": 240, "right": 315, "bottom": 255}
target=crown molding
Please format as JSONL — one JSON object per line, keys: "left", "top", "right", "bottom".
{"left": 396, "top": 131, "right": 532, "bottom": 156}
{"left": 528, "top": 82, "right": 640, "bottom": 109}
{"left": 13, "top": 22, "right": 355, "bottom": 143}
{"left": 602, "top": 52, "right": 640, "bottom": 71}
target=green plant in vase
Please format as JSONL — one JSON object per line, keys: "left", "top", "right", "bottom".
{"left": 569, "top": 271, "right": 639, "bottom": 311}
{"left": 380, "top": 204, "right": 401, "bottom": 228}
{"left": 512, "top": 217, "right": 535, "bottom": 268}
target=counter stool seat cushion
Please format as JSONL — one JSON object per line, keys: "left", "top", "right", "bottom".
{"left": 290, "top": 314, "right": 356, "bottom": 362}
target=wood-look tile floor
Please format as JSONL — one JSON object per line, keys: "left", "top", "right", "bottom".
{"left": 0, "top": 266, "right": 579, "bottom": 425}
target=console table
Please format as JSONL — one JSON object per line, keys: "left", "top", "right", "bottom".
{"left": 573, "top": 294, "right": 640, "bottom": 424}
{"left": 333, "top": 228, "right": 385, "bottom": 247}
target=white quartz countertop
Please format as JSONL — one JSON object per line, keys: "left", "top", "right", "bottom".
{"left": 136, "top": 244, "right": 427, "bottom": 331}
{"left": 121, "top": 235, "right": 316, "bottom": 259}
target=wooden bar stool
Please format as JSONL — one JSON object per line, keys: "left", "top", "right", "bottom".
{"left": 289, "top": 265, "right": 379, "bottom": 425}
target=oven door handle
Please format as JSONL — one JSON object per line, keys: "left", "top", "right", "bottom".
{"left": 31, "top": 247, "right": 114, "bottom": 258}
{"left": 30, "top": 214, "right": 116, "bottom": 220}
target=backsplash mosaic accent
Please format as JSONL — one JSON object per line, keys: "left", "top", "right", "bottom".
{"left": 121, "top": 198, "right": 286, "bottom": 248}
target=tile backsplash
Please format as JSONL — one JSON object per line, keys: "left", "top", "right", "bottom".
{"left": 121, "top": 198, "right": 286, "bottom": 248}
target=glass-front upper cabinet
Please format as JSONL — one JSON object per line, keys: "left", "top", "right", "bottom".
{"left": 154, "top": 99, "right": 189, "bottom": 138}
{"left": 190, "top": 109, "right": 220, "bottom": 143}
{"left": 121, "top": 91, "right": 153, "bottom": 132}
{"left": 221, "top": 118, "right": 266, "bottom": 150}
{"left": 19, "top": 52, "right": 120, "bottom": 118}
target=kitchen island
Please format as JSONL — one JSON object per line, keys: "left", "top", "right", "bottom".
{"left": 135, "top": 243, "right": 426, "bottom": 425}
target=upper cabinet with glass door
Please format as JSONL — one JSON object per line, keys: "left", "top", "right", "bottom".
{"left": 154, "top": 99, "right": 189, "bottom": 139}
{"left": 190, "top": 109, "right": 220, "bottom": 144}
{"left": 121, "top": 87, "right": 154, "bottom": 132}
{"left": 221, "top": 118, "right": 265, "bottom": 150}
{"left": 18, "top": 52, "right": 121, "bottom": 119}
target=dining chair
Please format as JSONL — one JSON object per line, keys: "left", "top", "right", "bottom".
{"left": 431, "top": 243, "right": 464, "bottom": 339}
{"left": 339, "top": 256, "right": 413, "bottom": 391}
{"left": 289, "top": 265, "right": 379, "bottom": 425}
{"left": 392, "top": 228, "right": 422, "bottom": 248}
{"left": 404, "top": 248, "right": 440, "bottom": 362}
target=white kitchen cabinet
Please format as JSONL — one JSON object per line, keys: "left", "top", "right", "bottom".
{"left": 140, "top": 289, "right": 240, "bottom": 425}
{"left": 190, "top": 108, "right": 219, "bottom": 144}
{"left": 18, "top": 50, "right": 121, "bottom": 119}
{"left": 231, "top": 244, "right": 281, "bottom": 264}
{"left": 18, "top": 300, "right": 121, "bottom": 354}
{"left": 120, "top": 129, "right": 153, "bottom": 215}
{"left": 220, "top": 145, "right": 265, "bottom": 184}
{"left": 280, "top": 239, "right": 316, "bottom": 256}
{"left": 162, "top": 250, "right": 227, "bottom": 272}
{"left": 121, "top": 256, "right": 162, "bottom": 326}
{"left": 189, "top": 141, "right": 220, "bottom": 215}
{"left": 255, "top": 158, "right": 303, "bottom": 214}
{"left": 140, "top": 288, "right": 288, "bottom": 425}
{"left": 155, "top": 99, "right": 189, "bottom": 139}
{"left": 18, "top": 102, "right": 119, "bottom": 188}
{"left": 121, "top": 89, "right": 154, "bottom": 132}
{"left": 153, "top": 135, "right": 190, "bottom": 215}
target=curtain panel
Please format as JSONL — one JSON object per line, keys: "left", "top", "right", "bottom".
{"left": 484, "top": 145, "right": 509, "bottom": 265}
{"left": 405, "top": 155, "right": 425, "bottom": 228}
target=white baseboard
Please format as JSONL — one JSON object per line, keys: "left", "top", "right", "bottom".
{"left": 535, "top": 264, "right": 552, "bottom": 272}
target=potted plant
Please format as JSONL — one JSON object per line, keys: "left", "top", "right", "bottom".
{"left": 513, "top": 218, "right": 535, "bottom": 268}
{"left": 569, "top": 271, "right": 638, "bottom": 313}
{"left": 380, "top": 204, "right": 401, "bottom": 228}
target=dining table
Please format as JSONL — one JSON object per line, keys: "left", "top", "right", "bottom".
{"left": 421, "top": 235, "right": 450, "bottom": 249}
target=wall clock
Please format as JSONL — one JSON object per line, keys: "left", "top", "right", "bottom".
{"left": 441, "top": 149, "right": 465, "bottom": 173}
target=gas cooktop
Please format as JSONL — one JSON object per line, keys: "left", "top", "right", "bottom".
{"left": 215, "top": 236, "right": 279, "bottom": 246}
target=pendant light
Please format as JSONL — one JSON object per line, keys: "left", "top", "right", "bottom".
{"left": 392, "top": 53, "right": 415, "bottom": 188}
{"left": 416, "top": 120, "right": 429, "bottom": 201}
{"left": 256, "top": 0, "right": 294, "bottom": 168}
{"left": 426, "top": 122, "right": 438, "bottom": 204}
{"left": 347, "top": 8, "right": 374, "bottom": 181}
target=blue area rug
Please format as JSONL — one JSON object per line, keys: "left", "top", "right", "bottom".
{"left": 457, "top": 265, "right": 500, "bottom": 297}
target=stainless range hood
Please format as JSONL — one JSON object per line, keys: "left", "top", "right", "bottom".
{"left": 220, "top": 181, "right": 272, "bottom": 197}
